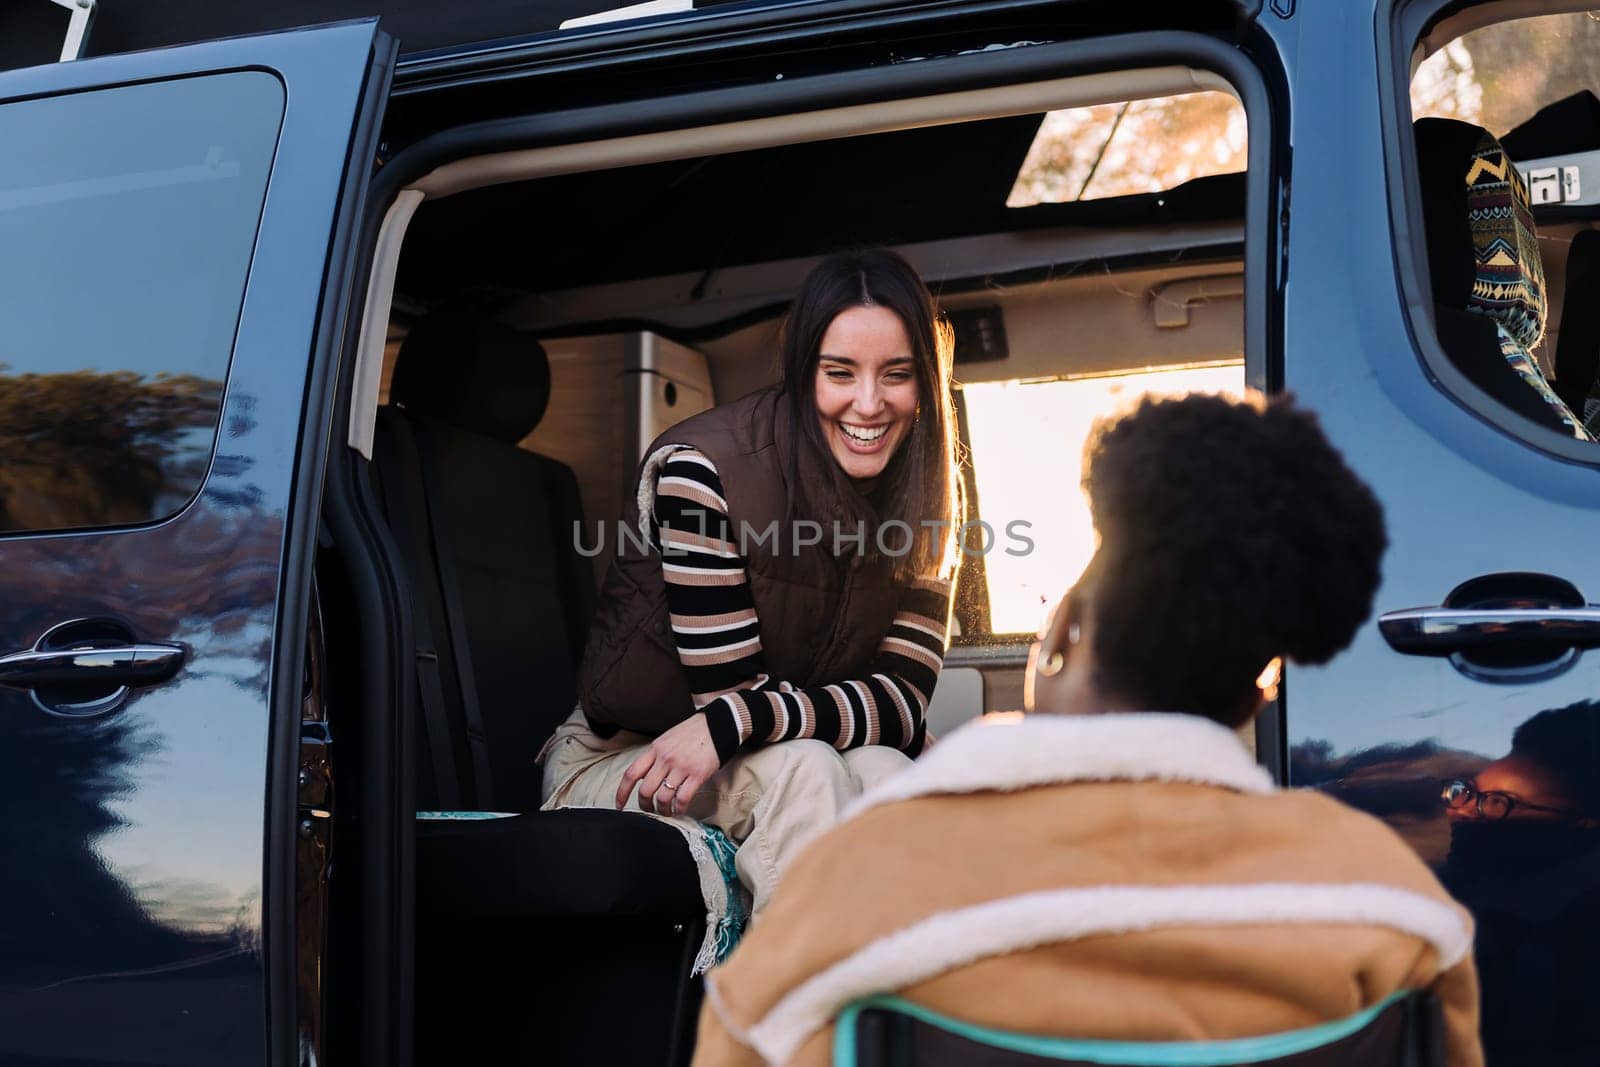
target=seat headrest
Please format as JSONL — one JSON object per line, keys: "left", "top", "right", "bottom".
{"left": 1501, "top": 90, "right": 1600, "bottom": 159}
{"left": 1415, "top": 117, "right": 1547, "bottom": 349}
{"left": 390, "top": 312, "right": 552, "bottom": 444}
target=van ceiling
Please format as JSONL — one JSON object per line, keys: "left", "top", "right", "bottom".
{"left": 395, "top": 112, "right": 1245, "bottom": 302}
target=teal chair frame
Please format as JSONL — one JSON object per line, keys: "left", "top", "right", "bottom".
{"left": 834, "top": 991, "right": 1446, "bottom": 1067}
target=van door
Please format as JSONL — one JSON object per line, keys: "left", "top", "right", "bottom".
{"left": 0, "top": 22, "right": 393, "bottom": 1066}
{"left": 1279, "top": 3, "right": 1600, "bottom": 837}
{"left": 1277, "top": 2, "right": 1600, "bottom": 1060}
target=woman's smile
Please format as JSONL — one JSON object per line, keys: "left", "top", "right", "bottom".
{"left": 814, "top": 305, "right": 918, "bottom": 479}
{"left": 840, "top": 422, "right": 890, "bottom": 447}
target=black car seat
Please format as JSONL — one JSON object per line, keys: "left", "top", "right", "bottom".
{"left": 1499, "top": 89, "right": 1600, "bottom": 162}
{"left": 1551, "top": 229, "right": 1600, "bottom": 428}
{"left": 1413, "top": 117, "right": 1591, "bottom": 440}
{"left": 371, "top": 312, "right": 706, "bottom": 1065}
{"left": 376, "top": 311, "right": 592, "bottom": 809}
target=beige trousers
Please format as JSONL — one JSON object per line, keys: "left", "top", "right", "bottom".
{"left": 539, "top": 709, "right": 911, "bottom": 914}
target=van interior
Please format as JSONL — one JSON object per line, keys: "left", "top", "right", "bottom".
{"left": 318, "top": 63, "right": 1255, "bottom": 1065}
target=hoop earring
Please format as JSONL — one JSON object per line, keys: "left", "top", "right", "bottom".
{"left": 1038, "top": 651, "right": 1065, "bottom": 678}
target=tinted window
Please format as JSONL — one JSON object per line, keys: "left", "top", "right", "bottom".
{"left": 1412, "top": 13, "right": 1600, "bottom": 138}
{"left": 1405, "top": 13, "right": 1600, "bottom": 444}
{"left": 0, "top": 72, "right": 283, "bottom": 532}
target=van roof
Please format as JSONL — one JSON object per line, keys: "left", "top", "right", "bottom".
{"left": 0, "top": 0, "right": 756, "bottom": 71}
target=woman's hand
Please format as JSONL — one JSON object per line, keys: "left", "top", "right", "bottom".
{"left": 616, "top": 714, "right": 721, "bottom": 816}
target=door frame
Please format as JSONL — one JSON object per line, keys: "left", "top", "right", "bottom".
{"left": 325, "top": 25, "right": 1281, "bottom": 1058}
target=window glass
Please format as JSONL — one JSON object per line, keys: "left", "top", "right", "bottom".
{"left": 960, "top": 363, "right": 1243, "bottom": 635}
{"left": 1008, "top": 90, "right": 1246, "bottom": 206}
{"left": 0, "top": 72, "right": 283, "bottom": 532}
{"left": 1412, "top": 13, "right": 1600, "bottom": 136}
{"left": 1407, "top": 13, "right": 1600, "bottom": 443}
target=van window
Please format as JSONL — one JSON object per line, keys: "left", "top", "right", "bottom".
{"left": 1009, "top": 90, "right": 1246, "bottom": 206}
{"left": 0, "top": 72, "right": 283, "bottom": 532}
{"left": 1405, "top": 11, "right": 1600, "bottom": 444}
{"left": 960, "top": 363, "right": 1244, "bottom": 636}
{"left": 1412, "top": 13, "right": 1600, "bottom": 135}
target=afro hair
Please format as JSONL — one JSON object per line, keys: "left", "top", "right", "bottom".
{"left": 1080, "top": 391, "right": 1387, "bottom": 726}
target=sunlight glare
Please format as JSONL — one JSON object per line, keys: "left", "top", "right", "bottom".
{"left": 962, "top": 363, "right": 1245, "bottom": 635}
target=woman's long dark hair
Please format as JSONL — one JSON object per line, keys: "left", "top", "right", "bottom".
{"left": 779, "top": 248, "right": 961, "bottom": 580}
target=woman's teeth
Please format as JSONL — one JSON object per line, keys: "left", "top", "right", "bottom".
{"left": 842, "top": 424, "right": 888, "bottom": 443}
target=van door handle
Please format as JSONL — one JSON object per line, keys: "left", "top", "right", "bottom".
{"left": 0, "top": 618, "right": 187, "bottom": 718}
{"left": 0, "top": 643, "right": 186, "bottom": 689}
{"left": 1377, "top": 606, "right": 1600, "bottom": 654}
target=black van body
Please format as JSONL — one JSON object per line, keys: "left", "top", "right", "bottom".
{"left": 5, "top": 0, "right": 1600, "bottom": 1064}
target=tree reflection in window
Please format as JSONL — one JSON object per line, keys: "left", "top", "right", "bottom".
{"left": 0, "top": 370, "right": 222, "bottom": 531}
{"left": 1007, "top": 90, "right": 1246, "bottom": 207}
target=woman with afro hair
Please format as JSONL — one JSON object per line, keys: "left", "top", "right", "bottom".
{"left": 693, "top": 392, "right": 1484, "bottom": 1067}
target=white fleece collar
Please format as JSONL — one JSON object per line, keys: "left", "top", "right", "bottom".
{"left": 845, "top": 711, "right": 1273, "bottom": 822}
{"left": 723, "top": 881, "right": 1471, "bottom": 1064}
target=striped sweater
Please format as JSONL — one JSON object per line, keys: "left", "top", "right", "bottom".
{"left": 651, "top": 448, "right": 952, "bottom": 764}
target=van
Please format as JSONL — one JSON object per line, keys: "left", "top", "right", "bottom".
{"left": 3, "top": 0, "right": 1600, "bottom": 1063}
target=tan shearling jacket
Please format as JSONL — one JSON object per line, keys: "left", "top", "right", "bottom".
{"left": 693, "top": 712, "right": 1483, "bottom": 1067}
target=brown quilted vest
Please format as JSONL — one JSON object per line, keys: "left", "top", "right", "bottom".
{"left": 579, "top": 386, "right": 903, "bottom": 737}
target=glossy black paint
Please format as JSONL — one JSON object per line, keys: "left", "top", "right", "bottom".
{"left": 1275, "top": 0, "right": 1600, "bottom": 811}
{"left": 1269, "top": 2, "right": 1600, "bottom": 1061}
{"left": 4, "top": 0, "right": 1600, "bottom": 1062}
{"left": 0, "top": 22, "right": 387, "bottom": 1066}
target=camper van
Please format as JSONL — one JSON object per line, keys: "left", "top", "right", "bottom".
{"left": 5, "top": 0, "right": 1600, "bottom": 1063}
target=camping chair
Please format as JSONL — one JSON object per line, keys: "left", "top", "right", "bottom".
{"left": 834, "top": 991, "right": 1446, "bottom": 1067}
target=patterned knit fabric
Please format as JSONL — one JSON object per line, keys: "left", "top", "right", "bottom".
{"left": 1465, "top": 130, "right": 1546, "bottom": 349}
{"left": 1495, "top": 325, "right": 1594, "bottom": 441}
{"left": 650, "top": 448, "right": 952, "bottom": 764}
{"left": 1462, "top": 130, "right": 1592, "bottom": 439}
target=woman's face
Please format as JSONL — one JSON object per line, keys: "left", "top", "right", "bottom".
{"left": 813, "top": 305, "right": 919, "bottom": 480}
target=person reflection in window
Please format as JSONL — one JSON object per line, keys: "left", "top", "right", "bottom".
{"left": 1442, "top": 701, "right": 1600, "bottom": 1067}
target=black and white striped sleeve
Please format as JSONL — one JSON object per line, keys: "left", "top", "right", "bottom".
{"left": 651, "top": 448, "right": 774, "bottom": 714}
{"left": 703, "top": 574, "right": 951, "bottom": 761}
{"left": 650, "top": 449, "right": 953, "bottom": 763}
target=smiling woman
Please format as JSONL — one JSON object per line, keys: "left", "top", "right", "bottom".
{"left": 540, "top": 248, "right": 962, "bottom": 922}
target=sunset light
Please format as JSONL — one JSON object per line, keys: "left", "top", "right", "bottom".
{"left": 961, "top": 362, "right": 1245, "bottom": 635}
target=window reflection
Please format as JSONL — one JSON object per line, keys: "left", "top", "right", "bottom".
{"left": 1441, "top": 702, "right": 1600, "bottom": 1067}
{"left": 1297, "top": 701, "right": 1600, "bottom": 1066}
{"left": 0, "top": 371, "right": 222, "bottom": 529}
{"left": 0, "top": 72, "right": 281, "bottom": 533}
